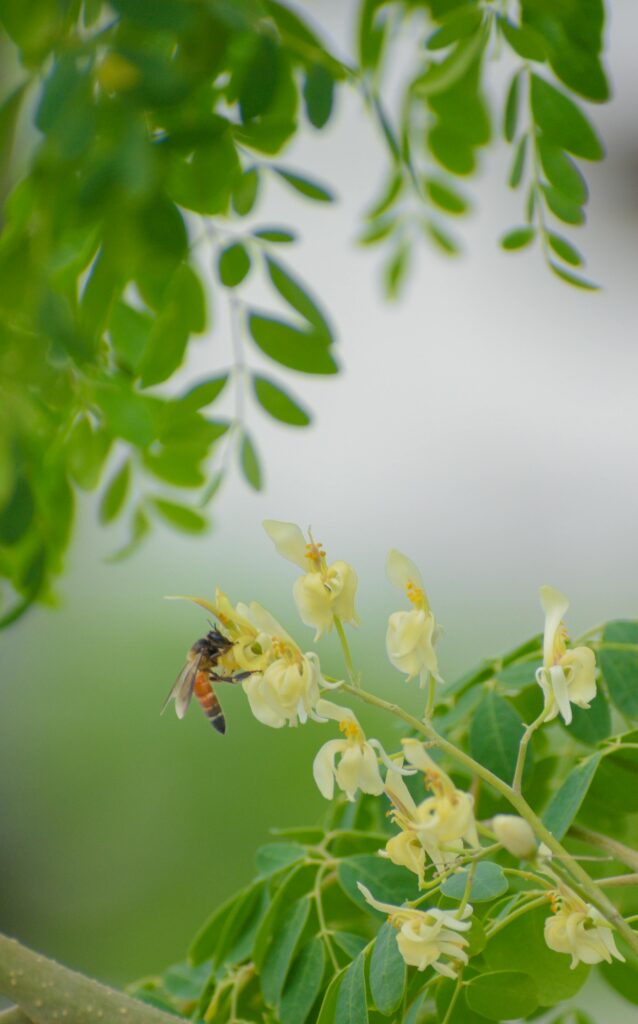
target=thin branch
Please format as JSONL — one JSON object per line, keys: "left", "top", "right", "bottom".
{"left": 0, "top": 934, "right": 182, "bottom": 1024}
{"left": 569, "top": 825, "right": 638, "bottom": 873}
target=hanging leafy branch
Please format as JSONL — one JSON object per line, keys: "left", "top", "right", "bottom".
{"left": 0, "top": 1, "right": 611, "bottom": 626}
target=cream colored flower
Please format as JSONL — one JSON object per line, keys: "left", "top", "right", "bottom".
{"left": 358, "top": 884, "right": 472, "bottom": 978}
{"left": 492, "top": 815, "right": 537, "bottom": 859}
{"left": 386, "top": 549, "right": 441, "bottom": 685}
{"left": 544, "top": 889, "right": 624, "bottom": 969}
{"left": 383, "top": 740, "right": 478, "bottom": 876}
{"left": 312, "top": 700, "right": 389, "bottom": 801}
{"left": 536, "top": 586, "right": 596, "bottom": 725}
{"left": 381, "top": 830, "right": 426, "bottom": 886}
{"left": 263, "top": 520, "right": 359, "bottom": 639}
{"left": 237, "top": 601, "right": 326, "bottom": 727}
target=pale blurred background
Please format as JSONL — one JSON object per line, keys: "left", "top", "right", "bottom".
{"left": 1, "top": 1, "right": 637, "bottom": 1013}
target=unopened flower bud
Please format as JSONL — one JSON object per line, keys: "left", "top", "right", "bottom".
{"left": 492, "top": 815, "right": 537, "bottom": 859}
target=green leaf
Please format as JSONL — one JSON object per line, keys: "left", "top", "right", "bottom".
{"left": 0, "top": 475, "right": 33, "bottom": 545}
{"left": 548, "top": 233, "right": 583, "bottom": 267}
{"left": 253, "top": 375, "right": 311, "bottom": 426}
{"left": 466, "top": 970, "right": 539, "bottom": 1021}
{"left": 538, "top": 139, "right": 588, "bottom": 205}
{"left": 338, "top": 855, "right": 418, "bottom": 914}
{"left": 542, "top": 753, "right": 602, "bottom": 839}
{"left": 508, "top": 134, "right": 528, "bottom": 188}
{"left": 248, "top": 315, "right": 338, "bottom": 375}
{"left": 441, "top": 862, "right": 508, "bottom": 903}
{"left": 240, "top": 432, "right": 262, "bottom": 491}
{"left": 253, "top": 227, "right": 297, "bottom": 243}
{"left": 415, "top": 29, "right": 488, "bottom": 98}
{"left": 426, "top": 7, "right": 483, "bottom": 51}
{"left": 254, "top": 863, "right": 319, "bottom": 969}
{"left": 384, "top": 241, "right": 411, "bottom": 298}
{"left": 94, "top": 382, "right": 162, "bottom": 447}
{"left": 599, "top": 938, "right": 638, "bottom": 1006}
{"left": 106, "top": 506, "right": 151, "bottom": 563}
{"left": 499, "top": 19, "right": 546, "bottom": 61}
{"left": 261, "top": 895, "right": 311, "bottom": 1007}
{"left": 317, "top": 968, "right": 347, "bottom": 1024}
{"left": 484, "top": 906, "right": 588, "bottom": 1004}
{"left": 469, "top": 693, "right": 531, "bottom": 784}
{"left": 304, "top": 63, "right": 335, "bottom": 129}
{"left": 66, "top": 417, "right": 112, "bottom": 492}
{"left": 599, "top": 621, "right": 638, "bottom": 717}
{"left": 501, "top": 227, "right": 535, "bottom": 251}
{"left": 333, "top": 933, "right": 368, "bottom": 958}
{"left": 98, "top": 460, "right": 131, "bottom": 525}
{"left": 530, "top": 75, "right": 604, "bottom": 160}
{"left": 109, "top": 302, "right": 153, "bottom": 372}
{"left": 496, "top": 658, "right": 542, "bottom": 691}
{"left": 503, "top": 71, "right": 521, "bottom": 143}
{"left": 178, "top": 375, "right": 229, "bottom": 412}
{"left": 280, "top": 938, "right": 326, "bottom": 1024}
{"left": 169, "top": 134, "right": 240, "bottom": 215}
{"left": 542, "top": 184, "right": 585, "bottom": 225}
{"left": 239, "top": 34, "right": 280, "bottom": 121}
{"left": 151, "top": 499, "right": 208, "bottom": 534}
{"left": 561, "top": 689, "right": 612, "bottom": 744}
{"left": 256, "top": 842, "right": 307, "bottom": 877}
{"left": 218, "top": 242, "right": 251, "bottom": 288}
{"left": 190, "top": 880, "right": 263, "bottom": 966}
{"left": 273, "top": 167, "right": 335, "bottom": 202}
{"left": 232, "top": 167, "right": 260, "bottom": 216}
{"left": 436, "top": 979, "right": 491, "bottom": 1024}
{"left": 369, "top": 922, "right": 405, "bottom": 1015}
{"left": 336, "top": 952, "right": 368, "bottom": 1024}
{"left": 549, "top": 263, "right": 599, "bottom": 290}
{"left": 425, "top": 178, "right": 469, "bottom": 215}
{"left": 265, "top": 256, "right": 332, "bottom": 337}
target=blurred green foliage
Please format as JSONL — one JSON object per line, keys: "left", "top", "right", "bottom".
{"left": 0, "top": 0, "right": 610, "bottom": 627}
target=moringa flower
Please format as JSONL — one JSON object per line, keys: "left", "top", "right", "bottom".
{"left": 544, "top": 888, "right": 624, "bottom": 969}
{"left": 383, "top": 740, "right": 478, "bottom": 876}
{"left": 263, "top": 520, "right": 359, "bottom": 639}
{"left": 385, "top": 549, "right": 441, "bottom": 685}
{"left": 536, "top": 586, "right": 596, "bottom": 726}
{"left": 312, "top": 700, "right": 388, "bottom": 801}
{"left": 358, "top": 884, "right": 472, "bottom": 977}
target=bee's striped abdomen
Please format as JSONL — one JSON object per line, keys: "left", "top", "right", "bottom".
{"left": 194, "top": 672, "right": 226, "bottom": 734}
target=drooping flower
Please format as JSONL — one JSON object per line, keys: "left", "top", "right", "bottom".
{"left": 236, "top": 601, "right": 326, "bottom": 727}
{"left": 385, "top": 549, "right": 441, "bottom": 685}
{"left": 263, "top": 520, "right": 359, "bottom": 639}
{"left": 492, "top": 815, "right": 537, "bottom": 859}
{"left": 312, "top": 700, "right": 390, "bottom": 801}
{"left": 536, "top": 586, "right": 596, "bottom": 726}
{"left": 358, "top": 884, "right": 472, "bottom": 977}
{"left": 382, "top": 740, "right": 478, "bottom": 876}
{"left": 544, "top": 888, "right": 625, "bottom": 969}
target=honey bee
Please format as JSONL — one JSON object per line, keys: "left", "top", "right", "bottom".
{"left": 162, "top": 627, "right": 244, "bottom": 734}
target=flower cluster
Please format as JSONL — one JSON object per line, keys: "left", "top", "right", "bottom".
{"left": 358, "top": 884, "right": 473, "bottom": 977}
{"left": 169, "top": 519, "right": 623, "bottom": 981}
{"left": 544, "top": 886, "right": 625, "bottom": 969}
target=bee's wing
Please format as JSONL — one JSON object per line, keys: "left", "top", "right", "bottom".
{"left": 161, "top": 654, "right": 201, "bottom": 719}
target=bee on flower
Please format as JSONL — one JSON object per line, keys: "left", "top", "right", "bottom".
{"left": 312, "top": 700, "right": 404, "bottom": 802}
{"left": 358, "top": 884, "right": 472, "bottom": 977}
{"left": 385, "top": 550, "right": 442, "bottom": 688}
{"left": 536, "top": 586, "right": 596, "bottom": 726}
{"left": 544, "top": 886, "right": 624, "bottom": 969}
{"left": 263, "top": 520, "right": 359, "bottom": 639}
{"left": 171, "top": 590, "right": 328, "bottom": 728}
{"left": 382, "top": 739, "right": 478, "bottom": 879}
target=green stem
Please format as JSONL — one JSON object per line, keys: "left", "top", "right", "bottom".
{"left": 568, "top": 826, "right": 638, "bottom": 872}
{"left": 340, "top": 683, "right": 638, "bottom": 956}
{"left": 313, "top": 866, "right": 340, "bottom": 971}
{"left": 441, "top": 973, "right": 463, "bottom": 1024}
{"left": 512, "top": 707, "right": 548, "bottom": 793}
{"left": 485, "top": 894, "right": 549, "bottom": 939}
{"left": 334, "top": 616, "right": 357, "bottom": 685}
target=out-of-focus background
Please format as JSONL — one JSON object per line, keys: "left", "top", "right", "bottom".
{"left": 1, "top": 0, "right": 637, "bottom": 1006}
